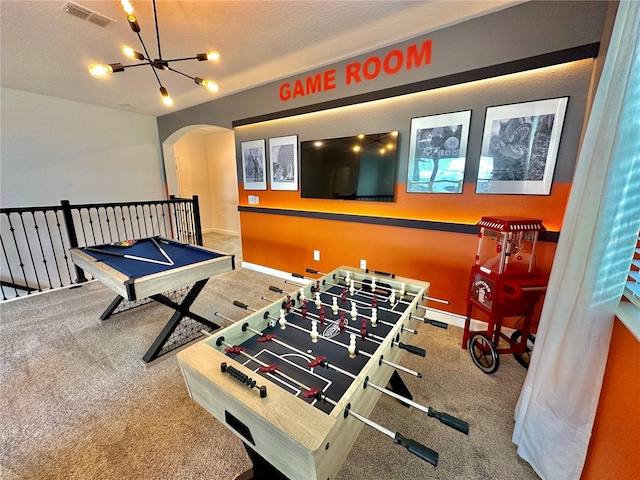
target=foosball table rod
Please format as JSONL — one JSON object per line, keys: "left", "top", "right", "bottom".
{"left": 344, "top": 403, "right": 439, "bottom": 466}
{"left": 265, "top": 290, "right": 415, "bottom": 335}
{"left": 363, "top": 377, "right": 469, "bottom": 434}
{"left": 267, "top": 286, "right": 409, "bottom": 332}
{"left": 215, "top": 307, "right": 423, "bottom": 379}
{"left": 256, "top": 297, "right": 426, "bottom": 358}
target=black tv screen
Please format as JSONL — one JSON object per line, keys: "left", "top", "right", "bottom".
{"left": 300, "top": 131, "right": 399, "bottom": 202}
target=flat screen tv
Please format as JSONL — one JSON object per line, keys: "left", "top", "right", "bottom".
{"left": 300, "top": 131, "right": 399, "bottom": 202}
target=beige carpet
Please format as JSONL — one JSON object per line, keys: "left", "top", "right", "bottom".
{"left": 0, "top": 239, "right": 539, "bottom": 480}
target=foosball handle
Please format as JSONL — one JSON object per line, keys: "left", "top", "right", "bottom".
{"left": 428, "top": 409, "right": 470, "bottom": 435}
{"left": 306, "top": 268, "right": 320, "bottom": 275}
{"left": 233, "top": 300, "right": 249, "bottom": 310}
{"left": 394, "top": 432, "right": 438, "bottom": 466}
{"left": 269, "top": 286, "right": 284, "bottom": 293}
{"left": 292, "top": 272, "right": 305, "bottom": 279}
{"left": 398, "top": 342, "right": 426, "bottom": 357}
{"left": 423, "top": 318, "right": 448, "bottom": 329}
{"left": 366, "top": 268, "right": 396, "bottom": 278}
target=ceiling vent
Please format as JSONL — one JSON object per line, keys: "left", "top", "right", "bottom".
{"left": 62, "top": 1, "right": 116, "bottom": 28}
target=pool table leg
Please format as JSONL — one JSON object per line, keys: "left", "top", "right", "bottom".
{"left": 142, "top": 279, "right": 221, "bottom": 364}
{"left": 100, "top": 296, "right": 124, "bottom": 320}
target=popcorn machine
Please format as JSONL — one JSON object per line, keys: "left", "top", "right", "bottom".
{"left": 462, "top": 217, "right": 547, "bottom": 374}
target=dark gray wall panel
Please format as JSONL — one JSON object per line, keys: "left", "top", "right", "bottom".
{"left": 157, "top": 1, "right": 610, "bottom": 142}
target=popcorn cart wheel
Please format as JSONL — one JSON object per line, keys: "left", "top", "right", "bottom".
{"left": 510, "top": 330, "right": 536, "bottom": 369}
{"left": 469, "top": 333, "right": 500, "bottom": 374}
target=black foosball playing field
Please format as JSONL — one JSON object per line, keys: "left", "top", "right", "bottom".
{"left": 177, "top": 266, "right": 469, "bottom": 480}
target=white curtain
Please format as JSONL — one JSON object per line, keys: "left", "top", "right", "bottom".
{"left": 512, "top": 2, "right": 640, "bottom": 479}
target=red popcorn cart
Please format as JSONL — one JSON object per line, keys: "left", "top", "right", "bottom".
{"left": 462, "top": 217, "right": 547, "bottom": 374}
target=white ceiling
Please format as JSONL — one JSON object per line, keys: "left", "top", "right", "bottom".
{"left": 1, "top": 0, "right": 526, "bottom": 117}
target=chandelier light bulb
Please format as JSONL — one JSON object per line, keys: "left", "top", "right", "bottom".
{"left": 88, "top": 64, "right": 112, "bottom": 78}
{"left": 121, "top": 45, "right": 144, "bottom": 60}
{"left": 197, "top": 51, "right": 221, "bottom": 62}
{"left": 203, "top": 80, "right": 219, "bottom": 92}
{"left": 195, "top": 77, "right": 219, "bottom": 92}
{"left": 206, "top": 51, "right": 221, "bottom": 62}
{"left": 120, "top": 0, "right": 135, "bottom": 15}
{"left": 160, "top": 87, "right": 173, "bottom": 106}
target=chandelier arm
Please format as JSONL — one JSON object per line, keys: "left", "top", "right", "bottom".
{"left": 162, "top": 56, "right": 200, "bottom": 63}
{"left": 165, "top": 66, "right": 196, "bottom": 81}
{"left": 152, "top": 0, "right": 163, "bottom": 61}
{"left": 121, "top": 62, "right": 153, "bottom": 68}
{"left": 132, "top": 32, "right": 163, "bottom": 87}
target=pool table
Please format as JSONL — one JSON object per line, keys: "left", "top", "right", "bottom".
{"left": 70, "top": 236, "right": 235, "bottom": 364}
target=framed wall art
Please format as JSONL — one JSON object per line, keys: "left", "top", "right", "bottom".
{"left": 476, "top": 97, "right": 569, "bottom": 195}
{"left": 241, "top": 139, "right": 267, "bottom": 190}
{"left": 407, "top": 110, "right": 471, "bottom": 194}
{"left": 268, "top": 135, "right": 298, "bottom": 191}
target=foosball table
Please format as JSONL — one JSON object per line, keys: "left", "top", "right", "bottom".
{"left": 177, "top": 266, "right": 469, "bottom": 480}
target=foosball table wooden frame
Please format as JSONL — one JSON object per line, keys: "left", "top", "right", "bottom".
{"left": 177, "top": 266, "right": 468, "bottom": 480}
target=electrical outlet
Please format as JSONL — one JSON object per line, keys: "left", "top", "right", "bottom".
{"left": 314, "top": 250, "right": 320, "bottom": 261}
{"left": 360, "top": 259, "right": 367, "bottom": 270}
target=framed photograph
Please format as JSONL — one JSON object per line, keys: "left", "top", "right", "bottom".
{"left": 476, "top": 97, "right": 569, "bottom": 195}
{"left": 241, "top": 139, "right": 267, "bottom": 190}
{"left": 269, "top": 135, "right": 298, "bottom": 191}
{"left": 407, "top": 110, "right": 471, "bottom": 194}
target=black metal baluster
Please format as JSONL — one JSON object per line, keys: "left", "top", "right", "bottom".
{"left": 160, "top": 202, "right": 169, "bottom": 238}
{"left": 61, "top": 200, "right": 87, "bottom": 283}
{"left": 31, "top": 210, "right": 53, "bottom": 290}
{"left": 95, "top": 207, "right": 107, "bottom": 244}
{"left": 174, "top": 201, "right": 184, "bottom": 242}
{"left": 147, "top": 204, "right": 156, "bottom": 237}
{"left": 75, "top": 208, "right": 89, "bottom": 247}
{"left": 184, "top": 201, "right": 194, "bottom": 243}
{"left": 134, "top": 205, "right": 144, "bottom": 238}
{"left": 44, "top": 210, "right": 65, "bottom": 288}
{"left": 17, "top": 212, "right": 42, "bottom": 293}
{"left": 105, "top": 206, "right": 115, "bottom": 243}
{"left": 152, "top": 203, "right": 162, "bottom": 237}
{"left": 124, "top": 205, "right": 136, "bottom": 239}
{"left": 117, "top": 205, "right": 128, "bottom": 240}
{"left": 113, "top": 206, "right": 121, "bottom": 242}
{"left": 192, "top": 195, "right": 203, "bottom": 246}
{"left": 0, "top": 233, "right": 18, "bottom": 300}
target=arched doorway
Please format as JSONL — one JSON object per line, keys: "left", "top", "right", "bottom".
{"left": 162, "top": 125, "right": 242, "bottom": 259}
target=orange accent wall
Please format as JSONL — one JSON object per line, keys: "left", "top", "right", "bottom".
{"left": 240, "top": 182, "right": 571, "bottom": 232}
{"left": 239, "top": 184, "right": 564, "bottom": 320}
{"left": 581, "top": 319, "right": 640, "bottom": 480}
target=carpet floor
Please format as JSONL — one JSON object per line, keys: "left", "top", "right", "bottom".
{"left": 0, "top": 234, "right": 539, "bottom": 479}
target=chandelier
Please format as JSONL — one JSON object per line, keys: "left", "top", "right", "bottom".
{"left": 88, "top": 0, "right": 220, "bottom": 106}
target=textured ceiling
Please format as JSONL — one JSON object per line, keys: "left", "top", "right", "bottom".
{"left": 1, "top": 0, "right": 526, "bottom": 117}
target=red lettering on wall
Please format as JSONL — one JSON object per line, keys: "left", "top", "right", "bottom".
{"left": 324, "top": 69, "right": 336, "bottom": 90}
{"left": 279, "top": 82, "right": 291, "bottom": 101}
{"left": 345, "top": 63, "right": 361, "bottom": 85}
{"left": 406, "top": 39, "right": 432, "bottom": 70}
{"left": 363, "top": 56, "right": 381, "bottom": 80}
{"left": 383, "top": 49, "right": 403, "bottom": 75}
{"left": 292, "top": 79, "right": 305, "bottom": 99}
{"left": 277, "top": 39, "right": 433, "bottom": 101}
{"left": 306, "top": 74, "right": 322, "bottom": 95}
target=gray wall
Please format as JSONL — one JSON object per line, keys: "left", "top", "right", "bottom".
{"left": 157, "top": 1, "right": 610, "bottom": 141}
{"left": 233, "top": 60, "right": 594, "bottom": 187}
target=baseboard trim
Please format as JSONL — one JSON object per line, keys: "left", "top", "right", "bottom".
{"left": 202, "top": 228, "right": 240, "bottom": 236}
